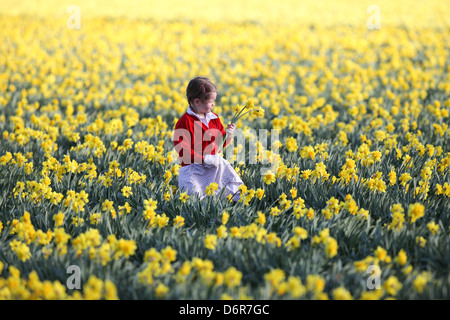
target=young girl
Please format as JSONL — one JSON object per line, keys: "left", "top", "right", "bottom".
{"left": 173, "top": 77, "right": 243, "bottom": 201}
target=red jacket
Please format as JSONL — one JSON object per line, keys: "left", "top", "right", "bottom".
{"left": 173, "top": 112, "right": 231, "bottom": 166}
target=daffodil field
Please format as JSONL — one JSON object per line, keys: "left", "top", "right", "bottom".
{"left": 0, "top": 0, "right": 449, "bottom": 300}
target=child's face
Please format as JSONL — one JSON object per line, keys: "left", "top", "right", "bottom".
{"left": 193, "top": 92, "right": 217, "bottom": 115}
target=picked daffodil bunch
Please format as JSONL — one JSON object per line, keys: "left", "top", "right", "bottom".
{"left": 219, "top": 99, "right": 265, "bottom": 153}
{"left": 233, "top": 99, "right": 265, "bottom": 121}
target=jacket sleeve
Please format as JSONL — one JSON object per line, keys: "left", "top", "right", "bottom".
{"left": 173, "top": 116, "right": 204, "bottom": 165}
{"left": 216, "top": 119, "right": 232, "bottom": 150}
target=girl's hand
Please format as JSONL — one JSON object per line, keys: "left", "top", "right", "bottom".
{"left": 226, "top": 123, "right": 236, "bottom": 136}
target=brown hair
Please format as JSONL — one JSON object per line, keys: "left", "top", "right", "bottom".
{"left": 186, "top": 77, "right": 218, "bottom": 106}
